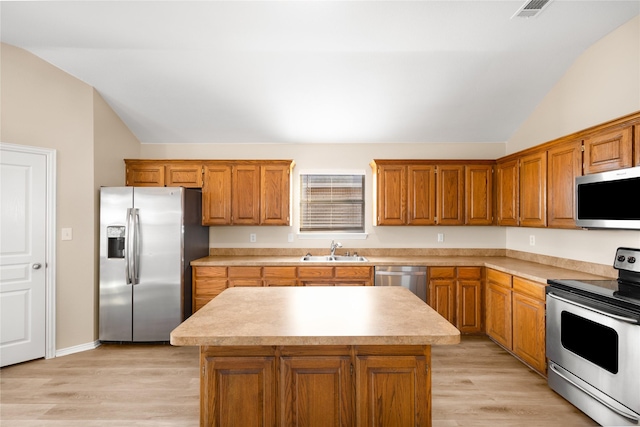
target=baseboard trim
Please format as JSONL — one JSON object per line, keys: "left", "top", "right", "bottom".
{"left": 55, "top": 340, "right": 101, "bottom": 358}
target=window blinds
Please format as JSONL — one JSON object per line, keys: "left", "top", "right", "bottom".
{"left": 300, "top": 174, "right": 365, "bottom": 232}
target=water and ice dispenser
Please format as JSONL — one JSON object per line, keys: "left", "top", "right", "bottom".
{"left": 106, "top": 226, "right": 126, "bottom": 259}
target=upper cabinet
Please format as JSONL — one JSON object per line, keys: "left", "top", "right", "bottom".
{"left": 547, "top": 139, "right": 582, "bottom": 228}
{"left": 519, "top": 150, "right": 547, "bottom": 228}
{"left": 583, "top": 125, "right": 633, "bottom": 174}
{"left": 371, "top": 160, "right": 493, "bottom": 226}
{"left": 202, "top": 160, "right": 293, "bottom": 226}
{"left": 125, "top": 160, "right": 203, "bottom": 187}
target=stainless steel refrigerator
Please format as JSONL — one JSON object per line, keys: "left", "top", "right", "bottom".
{"left": 99, "top": 187, "right": 209, "bottom": 342}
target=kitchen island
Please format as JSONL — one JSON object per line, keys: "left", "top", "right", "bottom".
{"left": 171, "top": 286, "right": 460, "bottom": 427}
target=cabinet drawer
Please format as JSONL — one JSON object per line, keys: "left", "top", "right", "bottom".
{"left": 457, "top": 267, "right": 482, "bottom": 280}
{"left": 229, "top": 279, "right": 263, "bottom": 287}
{"left": 194, "top": 266, "right": 227, "bottom": 279}
{"left": 194, "top": 279, "right": 227, "bottom": 296}
{"left": 486, "top": 269, "right": 512, "bottom": 288}
{"left": 513, "top": 276, "right": 545, "bottom": 301}
{"left": 335, "top": 266, "right": 371, "bottom": 279}
{"left": 298, "top": 267, "right": 334, "bottom": 279}
{"left": 263, "top": 266, "right": 297, "bottom": 279}
{"left": 228, "top": 266, "right": 262, "bottom": 278}
{"left": 429, "top": 266, "right": 455, "bottom": 279}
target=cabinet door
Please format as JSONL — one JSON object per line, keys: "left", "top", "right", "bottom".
{"left": 165, "top": 162, "right": 203, "bottom": 187}
{"left": 233, "top": 164, "right": 261, "bottom": 225}
{"left": 280, "top": 356, "right": 353, "bottom": 427}
{"left": 436, "top": 165, "right": 464, "bottom": 225}
{"left": 519, "top": 151, "right": 547, "bottom": 227}
{"left": 202, "top": 356, "right": 276, "bottom": 427}
{"left": 263, "top": 266, "right": 298, "bottom": 287}
{"left": 356, "top": 355, "right": 429, "bottom": 427}
{"left": 407, "top": 165, "right": 436, "bottom": 225}
{"left": 547, "top": 140, "right": 582, "bottom": 228}
{"left": 228, "top": 266, "right": 263, "bottom": 287}
{"left": 583, "top": 125, "right": 633, "bottom": 174}
{"left": 496, "top": 159, "right": 519, "bottom": 226}
{"left": 465, "top": 164, "right": 493, "bottom": 225}
{"left": 202, "top": 163, "right": 232, "bottom": 225}
{"left": 512, "top": 292, "right": 546, "bottom": 373}
{"left": 456, "top": 267, "right": 483, "bottom": 334}
{"left": 485, "top": 283, "right": 512, "bottom": 350}
{"left": 429, "top": 280, "right": 455, "bottom": 324}
{"left": 125, "top": 161, "right": 165, "bottom": 187}
{"left": 261, "top": 163, "right": 291, "bottom": 225}
{"left": 376, "top": 164, "right": 406, "bottom": 225}
{"left": 192, "top": 267, "right": 227, "bottom": 312}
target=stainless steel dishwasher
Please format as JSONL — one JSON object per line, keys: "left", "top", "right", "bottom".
{"left": 374, "top": 266, "right": 427, "bottom": 302}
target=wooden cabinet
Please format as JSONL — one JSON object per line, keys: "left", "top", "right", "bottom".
{"left": 519, "top": 150, "right": 547, "bottom": 227}
{"left": 583, "top": 125, "right": 633, "bottom": 174}
{"left": 496, "top": 150, "right": 547, "bottom": 228}
{"left": 429, "top": 267, "right": 483, "bottom": 334}
{"left": 372, "top": 160, "right": 493, "bottom": 226}
{"left": 125, "top": 160, "right": 203, "bottom": 187}
{"left": 484, "top": 268, "right": 546, "bottom": 375}
{"left": 485, "top": 269, "right": 513, "bottom": 349}
{"left": 436, "top": 165, "right": 465, "bottom": 225}
{"left": 495, "top": 159, "right": 519, "bottom": 226}
{"left": 547, "top": 139, "right": 582, "bottom": 228}
{"left": 202, "top": 352, "right": 276, "bottom": 427}
{"left": 193, "top": 265, "right": 374, "bottom": 311}
{"left": 192, "top": 266, "right": 227, "bottom": 312}
{"left": 465, "top": 164, "right": 493, "bottom": 225}
{"left": 512, "top": 277, "right": 546, "bottom": 374}
{"left": 201, "top": 345, "right": 431, "bottom": 427}
{"left": 202, "top": 160, "right": 293, "bottom": 226}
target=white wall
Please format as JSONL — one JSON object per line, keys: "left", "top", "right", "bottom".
{"left": 505, "top": 16, "right": 640, "bottom": 265}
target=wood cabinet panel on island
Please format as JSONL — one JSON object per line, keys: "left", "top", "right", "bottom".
{"left": 484, "top": 268, "right": 546, "bottom": 375}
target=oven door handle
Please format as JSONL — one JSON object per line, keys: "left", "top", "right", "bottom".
{"left": 547, "top": 292, "right": 639, "bottom": 325}
{"left": 549, "top": 362, "right": 640, "bottom": 423}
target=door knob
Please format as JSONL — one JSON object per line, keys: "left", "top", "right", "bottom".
{"left": 32, "top": 263, "right": 42, "bottom": 270}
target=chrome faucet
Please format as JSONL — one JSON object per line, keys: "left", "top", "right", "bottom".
{"left": 329, "top": 240, "right": 342, "bottom": 258}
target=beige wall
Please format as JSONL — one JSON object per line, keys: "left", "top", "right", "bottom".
{"left": 505, "top": 16, "right": 640, "bottom": 265}
{"left": 1, "top": 43, "right": 140, "bottom": 351}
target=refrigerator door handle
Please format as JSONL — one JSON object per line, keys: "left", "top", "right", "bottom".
{"left": 132, "top": 208, "right": 140, "bottom": 285}
{"left": 125, "top": 208, "right": 134, "bottom": 285}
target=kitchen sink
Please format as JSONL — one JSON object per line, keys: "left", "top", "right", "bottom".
{"left": 300, "top": 255, "right": 368, "bottom": 262}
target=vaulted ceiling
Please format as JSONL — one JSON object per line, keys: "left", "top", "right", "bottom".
{"left": 1, "top": 1, "right": 638, "bottom": 144}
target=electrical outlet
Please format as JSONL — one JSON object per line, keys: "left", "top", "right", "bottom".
{"left": 437, "top": 233, "right": 444, "bottom": 243}
{"left": 529, "top": 235, "right": 535, "bottom": 246}
{"left": 250, "top": 233, "right": 257, "bottom": 243}
{"left": 288, "top": 233, "right": 294, "bottom": 243}
{"left": 61, "top": 228, "right": 73, "bottom": 241}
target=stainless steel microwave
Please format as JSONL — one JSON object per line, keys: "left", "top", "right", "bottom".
{"left": 575, "top": 166, "right": 640, "bottom": 229}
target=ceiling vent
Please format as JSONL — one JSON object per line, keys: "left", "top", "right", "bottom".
{"left": 511, "top": 0, "right": 553, "bottom": 19}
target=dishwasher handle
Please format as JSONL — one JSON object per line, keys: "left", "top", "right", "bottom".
{"left": 375, "top": 270, "right": 427, "bottom": 276}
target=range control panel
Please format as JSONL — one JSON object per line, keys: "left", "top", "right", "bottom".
{"left": 614, "top": 247, "right": 640, "bottom": 273}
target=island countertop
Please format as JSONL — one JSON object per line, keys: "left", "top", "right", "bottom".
{"left": 170, "top": 286, "right": 460, "bottom": 347}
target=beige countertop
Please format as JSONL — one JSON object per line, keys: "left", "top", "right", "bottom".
{"left": 170, "top": 286, "right": 461, "bottom": 347}
{"left": 191, "top": 254, "right": 611, "bottom": 284}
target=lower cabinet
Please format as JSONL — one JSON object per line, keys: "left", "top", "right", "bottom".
{"left": 428, "top": 266, "right": 483, "bottom": 334}
{"left": 201, "top": 345, "right": 431, "bottom": 427}
{"left": 193, "top": 265, "right": 374, "bottom": 312}
{"left": 485, "top": 268, "right": 546, "bottom": 375}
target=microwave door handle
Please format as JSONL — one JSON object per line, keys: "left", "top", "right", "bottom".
{"left": 547, "top": 292, "right": 639, "bottom": 324}
{"left": 549, "top": 363, "right": 640, "bottom": 423}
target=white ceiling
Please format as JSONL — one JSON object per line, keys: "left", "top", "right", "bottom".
{"left": 1, "top": 1, "right": 639, "bottom": 144}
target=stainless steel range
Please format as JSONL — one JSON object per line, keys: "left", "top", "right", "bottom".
{"left": 547, "top": 247, "right": 640, "bottom": 426}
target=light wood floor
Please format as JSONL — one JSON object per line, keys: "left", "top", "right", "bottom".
{"left": 1, "top": 336, "right": 596, "bottom": 426}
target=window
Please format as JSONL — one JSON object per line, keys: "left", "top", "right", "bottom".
{"left": 300, "top": 174, "right": 365, "bottom": 232}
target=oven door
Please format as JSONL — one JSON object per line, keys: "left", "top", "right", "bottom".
{"left": 546, "top": 289, "right": 640, "bottom": 421}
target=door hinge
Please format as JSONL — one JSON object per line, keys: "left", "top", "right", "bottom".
{"left": 202, "top": 365, "right": 205, "bottom": 377}
{"left": 350, "top": 363, "right": 353, "bottom": 376}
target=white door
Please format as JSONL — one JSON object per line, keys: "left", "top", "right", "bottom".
{"left": 0, "top": 148, "right": 47, "bottom": 367}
